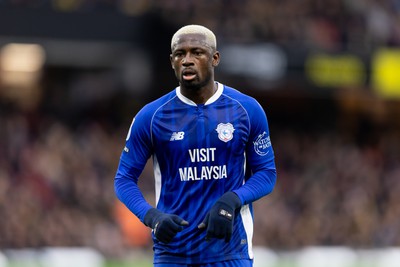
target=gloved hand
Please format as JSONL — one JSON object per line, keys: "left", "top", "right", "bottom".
{"left": 198, "top": 192, "right": 241, "bottom": 242}
{"left": 144, "top": 208, "right": 189, "bottom": 243}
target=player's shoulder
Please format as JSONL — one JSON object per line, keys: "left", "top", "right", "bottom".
{"left": 223, "top": 84, "right": 255, "bottom": 101}
{"left": 136, "top": 89, "right": 177, "bottom": 118}
{"left": 222, "top": 84, "right": 263, "bottom": 110}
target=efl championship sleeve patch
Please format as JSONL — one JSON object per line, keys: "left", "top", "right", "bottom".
{"left": 253, "top": 131, "right": 271, "bottom": 156}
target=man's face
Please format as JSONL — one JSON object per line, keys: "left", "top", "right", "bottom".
{"left": 170, "top": 33, "right": 219, "bottom": 89}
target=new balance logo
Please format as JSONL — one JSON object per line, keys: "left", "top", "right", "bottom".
{"left": 170, "top": 131, "right": 185, "bottom": 141}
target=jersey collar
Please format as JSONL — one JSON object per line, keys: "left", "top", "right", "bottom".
{"left": 176, "top": 82, "right": 223, "bottom": 106}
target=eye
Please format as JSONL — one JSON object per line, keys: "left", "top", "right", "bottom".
{"left": 174, "top": 51, "right": 184, "bottom": 58}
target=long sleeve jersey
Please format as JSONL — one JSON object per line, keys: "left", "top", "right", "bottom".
{"left": 115, "top": 82, "right": 277, "bottom": 264}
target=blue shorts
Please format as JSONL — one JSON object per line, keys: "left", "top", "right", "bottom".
{"left": 154, "top": 259, "right": 253, "bottom": 267}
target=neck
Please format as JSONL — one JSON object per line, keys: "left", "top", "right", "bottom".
{"left": 181, "top": 82, "right": 217, "bottom": 104}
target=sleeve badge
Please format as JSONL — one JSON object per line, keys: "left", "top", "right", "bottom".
{"left": 253, "top": 131, "right": 271, "bottom": 156}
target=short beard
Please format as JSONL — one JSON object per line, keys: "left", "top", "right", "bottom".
{"left": 179, "top": 73, "right": 211, "bottom": 91}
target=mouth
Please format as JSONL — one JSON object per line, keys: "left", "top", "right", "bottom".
{"left": 182, "top": 69, "right": 197, "bottom": 81}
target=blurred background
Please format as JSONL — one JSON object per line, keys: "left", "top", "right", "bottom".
{"left": 1, "top": 0, "right": 400, "bottom": 267}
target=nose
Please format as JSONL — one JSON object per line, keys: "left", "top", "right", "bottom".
{"left": 182, "top": 53, "right": 194, "bottom": 65}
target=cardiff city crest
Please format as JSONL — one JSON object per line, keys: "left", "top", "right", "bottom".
{"left": 216, "top": 123, "right": 235, "bottom": 142}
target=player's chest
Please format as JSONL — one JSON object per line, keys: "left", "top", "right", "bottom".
{"left": 151, "top": 106, "right": 249, "bottom": 150}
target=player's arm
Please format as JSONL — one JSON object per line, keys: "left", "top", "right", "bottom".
{"left": 114, "top": 112, "right": 153, "bottom": 220}
{"left": 232, "top": 99, "right": 277, "bottom": 205}
{"left": 115, "top": 159, "right": 188, "bottom": 243}
{"left": 114, "top": 109, "right": 188, "bottom": 243}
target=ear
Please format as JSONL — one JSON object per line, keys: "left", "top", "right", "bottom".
{"left": 170, "top": 54, "right": 175, "bottom": 69}
{"left": 212, "top": 51, "right": 220, "bottom": 67}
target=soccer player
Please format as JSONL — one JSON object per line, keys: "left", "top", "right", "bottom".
{"left": 114, "top": 24, "right": 277, "bottom": 267}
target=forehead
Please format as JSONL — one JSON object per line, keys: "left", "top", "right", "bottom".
{"left": 172, "top": 33, "right": 211, "bottom": 51}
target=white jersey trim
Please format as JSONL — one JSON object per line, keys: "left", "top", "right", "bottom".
{"left": 176, "top": 82, "right": 224, "bottom": 106}
{"left": 153, "top": 155, "right": 162, "bottom": 206}
{"left": 240, "top": 204, "right": 254, "bottom": 259}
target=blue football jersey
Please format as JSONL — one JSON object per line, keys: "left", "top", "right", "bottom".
{"left": 115, "top": 82, "right": 276, "bottom": 264}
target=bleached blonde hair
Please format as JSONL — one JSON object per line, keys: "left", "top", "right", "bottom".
{"left": 171, "top": 25, "right": 217, "bottom": 51}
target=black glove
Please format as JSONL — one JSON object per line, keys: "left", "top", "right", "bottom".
{"left": 198, "top": 192, "right": 241, "bottom": 242}
{"left": 144, "top": 208, "right": 189, "bottom": 243}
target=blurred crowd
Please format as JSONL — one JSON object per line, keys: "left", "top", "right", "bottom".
{"left": 1, "top": 107, "right": 399, "bottom": 256}
{"left": 0, "top": 111, "right": 128, "bottom": 256}
{"left": 2, "top": 0, "right": 400, "bottom": 50}
{"left": 254, "top": 127, "right": 400, "bottom": 249}
{"left": 156, "top": 0, "right": 400, "bottom": 52}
